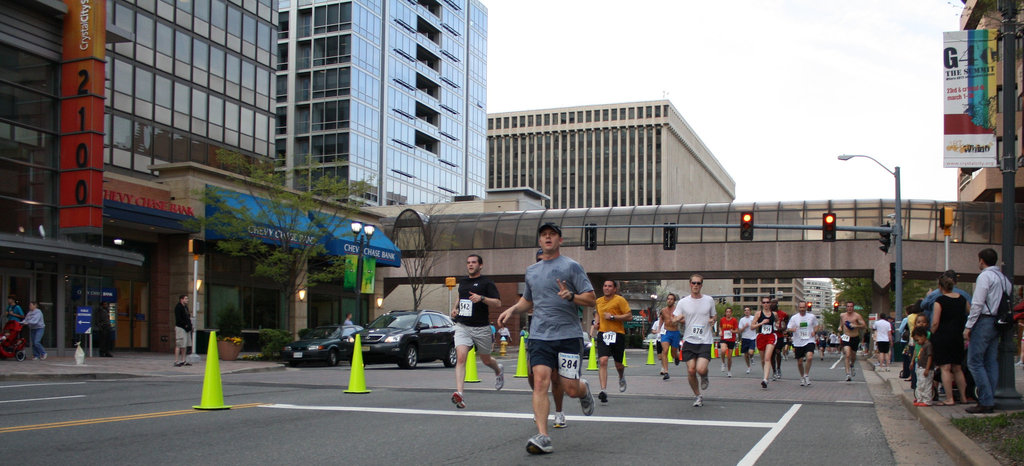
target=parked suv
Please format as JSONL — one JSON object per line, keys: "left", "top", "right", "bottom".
{"left": 353, "top": 310, "right": 456, "bottom": 369}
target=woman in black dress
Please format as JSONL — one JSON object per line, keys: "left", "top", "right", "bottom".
{"left": 930, "top": 274, "right": 969, "bottom": 406}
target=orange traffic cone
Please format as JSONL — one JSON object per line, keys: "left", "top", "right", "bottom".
{"left": 194, "top": 331, "right": 231, "bottom": 410}
{"left": 344, "top": 334, "right": 371, "bottom": 394}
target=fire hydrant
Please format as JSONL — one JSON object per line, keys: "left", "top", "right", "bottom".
{"left": 500, "top": 337, "right": 508, "bottom": 356}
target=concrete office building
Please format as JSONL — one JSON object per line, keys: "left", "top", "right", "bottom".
{"left": 487, "top": 100, "right": 735, "bottom": 209}
{"left": 802, "top": 278, "right": 835, "bottom": 315}
{"left": 275, "top": 0, "right": 488, "bottom": 206}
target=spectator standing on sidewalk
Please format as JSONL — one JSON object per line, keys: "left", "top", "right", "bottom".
{"left": 23, "top": 301, "right": 46, "bottom": 360}
{"left": 6, "top": 294, "right": 24, "bottom": 323}
{"left": 964, "top": 248, "right": 1010, "bottom": 414}
{"left": 912, "top": 327, "right": 934, "bottom": 406}
{"left": 173, "top": 295, "right": 193, "bottom": 367}
{"left": 93, "top": 302, "right": 114, "bottom": 357}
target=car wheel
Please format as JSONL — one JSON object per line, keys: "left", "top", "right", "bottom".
{"left": 398, "top": 344, "right": 418, "bottom": 369}
{"left": 15, "top": 350, "right": 25, "bottom": 362}
{"left": 288, "top": 361, "right": 300, "bottom": 367}
{"left": 327, "top": 349, "right": 339, "bottom": 367}
{"left": 443, "top": 345, "right": 456, "bottom": 367}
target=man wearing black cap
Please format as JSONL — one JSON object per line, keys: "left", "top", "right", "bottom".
{"left": 499, "top": 222, "right": 596, "bottom": 455}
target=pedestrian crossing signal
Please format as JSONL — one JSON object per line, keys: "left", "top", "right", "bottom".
{"left": 584, "top": 224, "right": 597, "bottom": 250}
{"left": 663, "top": 224, "right": 677, "bottom": 250}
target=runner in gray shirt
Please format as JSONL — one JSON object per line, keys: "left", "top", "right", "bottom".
{"left": 499, "top": 222, "right": 596, "bottom": 455}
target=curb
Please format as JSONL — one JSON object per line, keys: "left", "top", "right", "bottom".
{"left": 879, "top": 368, "right": 1001, "bottom": 466}
{"left": 0, "top": 373, "right": 143, "bottom": 381}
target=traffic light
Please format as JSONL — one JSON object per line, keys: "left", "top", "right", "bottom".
{"left": 584, "top": 224, "right": 597, "bottom": 250}
{"left": 740, "top": 212, "right": 753, "bottom": 241}
{"left": 833, "top": 302, "right": 839, "bottom": 312}
{"left": 188, "top": 238, "right": 206, "bottom": 255}
{"left": 663, "top": 223, "right": 677, "bottom": 250}
{"left": 806, "top": 301, "right": 813, "bottom": 312}
{"left": 879, "top": 222, "right": 892, "bottom": 253}
{"left": 940, "top": 205, "right": 954, "bottom": 229}
{"left": 822, "top": 213, "right": 836, "bottom": 242}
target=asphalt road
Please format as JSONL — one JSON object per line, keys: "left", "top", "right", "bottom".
{"left": 0, "top": 352, "right": 898, "bottom": 464}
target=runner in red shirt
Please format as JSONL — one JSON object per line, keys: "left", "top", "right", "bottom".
{"left": 718, "top": 307, "right": 738, "bottom": 377}
{"left": 771, "top": 301, "right": 789, "bottom": 380}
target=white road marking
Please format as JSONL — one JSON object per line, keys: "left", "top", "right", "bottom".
{"left": 830, "top": 357, "right": 844, "bottom": 370}
{"left": 262, "top": 404, "right": 778, "bottom": 429}
{"left": 737, "top": 404, "right": 802, "bottom": 466}
{"left": 0, "top": 395, "right": 86, "bottom": 404}
{"left": 0, "top": 382, "right": 87, "bottom": 389}
{"left": 835, "top": 400, "right": 873, "bottom": 405}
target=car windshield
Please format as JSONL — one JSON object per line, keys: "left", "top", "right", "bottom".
{"left": 368, "top": 314, "right": 417, "bottom": 330}
{"left": 307, "top": 327, "right": 339, "bottom": 339}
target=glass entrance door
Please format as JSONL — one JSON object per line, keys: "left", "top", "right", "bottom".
{"left": 113, "top": 280, "right": 149, "bottom": 349}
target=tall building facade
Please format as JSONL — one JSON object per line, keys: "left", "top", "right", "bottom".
{"left": 487, "top": 100, "right": 735, "bottom": 209}
{"left": 275, "top": 0, "right": 487, "bottom": 206}
{"left": 802, "top": 278, "right": 835, "bottom": 315}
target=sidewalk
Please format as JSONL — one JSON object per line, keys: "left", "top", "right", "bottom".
{"left": 871, "top": 360, "right": 1024, "bottom": 466}
{"left": 0, "top": 352, "right": 284, "bottom": 380}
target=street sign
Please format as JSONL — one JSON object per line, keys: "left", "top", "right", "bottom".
{"left": 75, "top": 306, "right": 92, "bottom": 334}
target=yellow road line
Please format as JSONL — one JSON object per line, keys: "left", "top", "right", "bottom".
{"left": 0, "top": 402, "right": 265, "bottom": 434}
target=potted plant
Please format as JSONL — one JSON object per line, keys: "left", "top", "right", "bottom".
{"left": 215, "top": 306, "right": 245, "bottom": 361}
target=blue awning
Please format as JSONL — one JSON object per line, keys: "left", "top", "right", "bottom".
{"left": 204, "top": 188, "right": 401, "bottom": 267}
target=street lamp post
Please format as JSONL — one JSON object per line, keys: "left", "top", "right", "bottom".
{"left": 351, "top": 221, "right": 375, "bottom": 325}
{"left": 838, "top": 155, "right": 903, "bottom": 322}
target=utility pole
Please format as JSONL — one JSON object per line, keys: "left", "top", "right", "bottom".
{"left": 996, "top": 0, "right": 1022, "bottom": 407}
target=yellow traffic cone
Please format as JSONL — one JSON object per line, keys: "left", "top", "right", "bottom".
{"left": 194, "top": 331, "right": 231, "bottom": 410}
{"left": 711, "top": 344, "right": 718, "bottom": 359}
{"left": 734, "top": 346, "right": 741, "bottom": 357}
{"left": 623, "top": 349, "right": 628, "bottom": 367}
{"left": 514, "top": 336, "right": 529, "bottom": 378}
{"left": 646, "top": 340, "right": 656, "bottom": 365}
{"left": 586, "top": 338, "right": 598, "bottom": 371}
{"left": 667, "top": 345, "right": 674, "bottom": 364}
{"left": 344, "top": 333, "right": 371, "bottom": 394}
{"left": 464, "top": 346, "right": 481, "bottom": 383}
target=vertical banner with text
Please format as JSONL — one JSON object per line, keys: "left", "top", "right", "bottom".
{"left": 943, "top": 30, "right": 998, "bottom": 168}
{"left": 343, "top": 255, "right": 376, "bottom": 294}
{"left": 60, "top": 0, "right": 106, "bottom": 232}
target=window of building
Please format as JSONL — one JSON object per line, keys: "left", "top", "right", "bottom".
{"left": 241, "top": 61, "right": 255, "bottom": 90}
{"left": 211, "top": 0, "right": 226, "bottom": 30}
{"left": 193, "top": 40, "right": 208, "bottom": 70}
{"left": 175, "top": 31, "right": 191, "bottom": 64}
{"left": 628, "top": 107, "right": 634, "bottom": 119}
{"left": 313, "top": 3, "right": 352, "bottom": 34}
{"left": 194, "top": 0, "right": 210, "bottom": 22}
{"left": 312, "top": 35, "right": 351, "bottom": 66}
{"left": 156, "top": 22, "right": 173, "bottom": 57}
{"left": 226, "top": 54, "right": 240, "bottom": 83}
{"left": 210, "top": 46, "right": 225, "bottom": 77}
{"left": 135, "top": 68, "right": 153, "bottom": 102}
{"left": 113, "top": 60, "right": 132, "bottom": 94}
{"left": 155, "top": 75, "right": 172, "bottom": 109}
{"left": 275, "top": 107, "right": 287, "bottom": 135}
{"left": 227, "top": 6, "right": 242, "bottom": 37}
{"left": 209, "top": 95, "right": 223, "bottom": 125}
{"left": 311, "top": 100, "right": 349, "bottom": 131}
{"left": 312, "top": 133, "right": 348, "bottom": 162}
{"left": 192, "top": 89, "right": 207, "bottom": 119}
{"left": 278, "top": 11, "right": 289, "bottom": 39}
{"left": 243, "top": 13, "right": 256, "bottom": 45}
{"left": 277, "top": 43, "right": 288, "bottom": 71}
{"left": 224, "top": 101, "right": 239, "bottom": 131}
{"left": 312, "top": 67, "right": 349, "bottom": 99}
{"left": 136, "top": 13, "right": 154, "bottom": 48}
{"left": 174, "top": 82, "right": 190, "bottom": 114}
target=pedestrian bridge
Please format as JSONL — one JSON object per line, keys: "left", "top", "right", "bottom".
{"left": 380, "top": 199, "right": 1024, "bottom": 300}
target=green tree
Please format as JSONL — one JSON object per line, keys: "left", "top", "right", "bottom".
{"left": 186, "top": 150, "right": 373, "bottom": 333}
{"left": 833, "top": 277, "right": 933, "bottom": 319}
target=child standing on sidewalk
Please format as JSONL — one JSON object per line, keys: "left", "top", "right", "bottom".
{"left": 912, "top": 327, "right": 934, "bottom": 406}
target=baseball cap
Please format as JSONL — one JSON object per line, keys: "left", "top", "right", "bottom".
{"left": 537, "top": 222, "right": 562, "bottom": 236}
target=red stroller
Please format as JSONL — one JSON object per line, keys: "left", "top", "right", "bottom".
{"left": 0, "top": 320, "right": 27, "bottom": 361}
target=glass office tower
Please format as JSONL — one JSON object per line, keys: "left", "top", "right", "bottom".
{"left": 276, "top": 0, "right": 487, "bottom": 205}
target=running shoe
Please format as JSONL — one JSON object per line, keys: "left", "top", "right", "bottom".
{"left": 846, "top": 374, "right": 852, "bottom": 382}
{"left": 1015, "top": 361, "right": 1023, "bottom": 367}
{"left": 761, "top": 379, "right": 768, "bottom": 389}
{"left": 700, "top": 374, "right": 709, "bottom": 391}
{"left": 526, "top": 434, "right": 553, "bottom": 454}
{"left": 663, "top": 373, "right": 670, "bottom": 380}
{"left": 913, "top": 401, "right": 932, "bottom": 407}
{"left": 851, "top": 366, "right": 856, "bottom": 377}
{"left": 800, "top": 377, "right": 806, "bottom": 387}
{"left": 40, "top": 354, "right": 47, "bottom": 360}
{"left": 804, "top": 376, "right": 812, "bottom": 386}
{"left": 553, "top": 412, "right": 567, "bottom": 428}
{"left": 579, "top": 379, "right": 595, "bottom": 416}
{"left": 727, "top": 371, "right": 732, "bottom": 378}
{"left": 745, "top": 367, "right": 751, "bottom": 374}
{"left": 598, "top": 390, "right": 608, "bottom": 403}
{"left": 32, "top": 357, "right": 39, "bottom": 360}
{"left": 451, "top": 391, "right": 466, "bottom": 409}
{"left": 495, "top": 363, "right": 505, "bottom": 391}
{"left": 693, "top": 395, "right": 703, "bottom": 407}
{"left": 618, "top": 376, "right": 627, "bottom": 393}
{"left": 721, "top": 364, "right": 725, "bottom": 372}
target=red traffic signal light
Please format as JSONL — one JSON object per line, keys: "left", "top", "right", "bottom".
{"left": 822, "top": 212, "right": 836, "bottom": 242}
{"left": 740, "top": 212, "right": 753, "bottom": 241}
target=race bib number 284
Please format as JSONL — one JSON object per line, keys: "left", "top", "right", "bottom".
{"left": 557, "top": 352, "right": 581, "bottom": 380}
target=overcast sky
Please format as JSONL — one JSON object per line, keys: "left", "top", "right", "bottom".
{"left": 483, "top": 0, "right": 968, "bottom": 203}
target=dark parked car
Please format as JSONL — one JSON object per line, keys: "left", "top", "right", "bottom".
{"left": 281, "top": 324, "right": 363, "bottom": 367}
{"left": 353, "top": 310, "right": 456, "bottom": 369}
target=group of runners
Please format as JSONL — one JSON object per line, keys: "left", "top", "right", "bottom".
{"left": 446, "top": 222, "right": 874, "bottom": 455}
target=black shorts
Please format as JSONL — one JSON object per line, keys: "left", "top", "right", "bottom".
{"left": 719, "top": 340, "right": 736, "bottom": 350}
{"left": 741, "top": 338, "right": 756, "bottom": 354}
{"left": 527, "top": 337, "right": 585, "bottom": 378}
{"left": 794, "top": 342, "right": 816, "bottom": 359}
{"left": 876, "top": 341, "right": 891, "bottom": 353}
{"left": 841, "top": 336, "right": 861, "bottom": 349}
{"left": 682, "top": 342, "right": 711, "bottom": 362}
{"left": 595, "top": 332, "right": 626, "bottom": 363}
